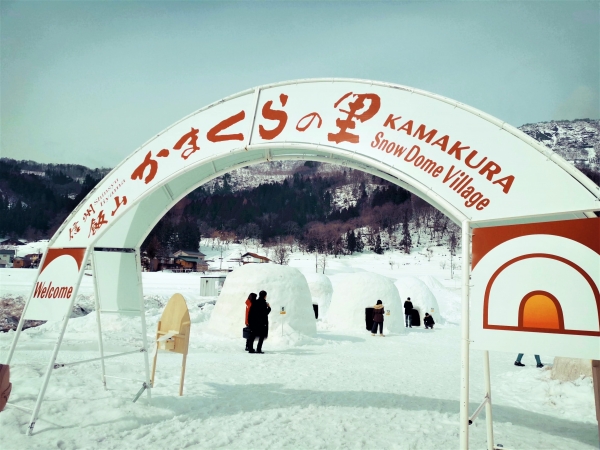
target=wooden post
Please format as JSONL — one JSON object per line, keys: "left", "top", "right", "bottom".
{"left": 179, "top": 354, "right": 187, "bottom": 396}
{"left": 593, "top": 360, "right": 600, "bottom": 441}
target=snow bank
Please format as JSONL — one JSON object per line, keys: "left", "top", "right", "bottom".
{"left": 207, "top": 264, "right": 316, "bottom": 342}
{"left": 326, "top": 272, "right": 405, "bottom": 333}
{"left": 303, "top": 273, "right": 333, "bottom": 317}
{"left": 395, "top": 276, "right": 442, "bottom": 324}
{"left": 551, "top": 357, "right": 593, "bottom": 381}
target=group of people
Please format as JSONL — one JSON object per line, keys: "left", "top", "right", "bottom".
{"left": 244, "top": 291, "right": 271, "bottom": 354}
{"left": 370, "top": 297, "right": 435, "bottom": 336}
{"left": 403, "top": 297, "right": 435, "bottom": 329}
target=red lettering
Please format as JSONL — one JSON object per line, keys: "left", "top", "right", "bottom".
{"left": 173, "top": 128, "right": 200, "bottom": 160}
{"left": 476, "top": 198, "right": 490, "bottom": 210}
{"left": 383, "top": 114, "right": 401, "bottom": 129}
{"left": 207, "top": 111, "right": 245, "bottom": 142}
{"left": 431, "top": 135, "right": 449, "bottom": 152}
{"left": 131, "top": 151, "right": 159, "bottom": 184}
{"left": 111, "top": 196, "right": 128, "bottom": 217}
{"left": 259, "top": 94, "right": 288, "bottom": 140}
{"left": 34, "top": 282, "right": 44, "bottom": 297}
{"left": 413, "top": 124, "right": 438, "bottom": 143}
{"left": 371, "top": 131, "right": 384, "bottom": 148}
{"left": 327, "top": 92, "right": 380, "bottom": 144}
{"left": 493, "top": 175, "right": 515, "bottom": 193}
{"left": 296, "top": 112, "right": 322, "bottom": 132}
{"left": 404, "top": 145, "right": 420, "bottom": 162}
{"left": 397, "top": 120, "right": 413, "bottom": 135}
{"left": 479, "top": 161, "right": 502, "bottom": 180}
{"left": 448, "top": 141, "right": 469, "bottom": 160}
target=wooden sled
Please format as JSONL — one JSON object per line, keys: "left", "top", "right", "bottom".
{"left": 151, "top": 293, "right": 191, "bottom": 396}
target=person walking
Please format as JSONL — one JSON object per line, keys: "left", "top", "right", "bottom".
{"left": 514, "top": 353, "right": 544, "bottom": 368}
{"left": 371, "top": 300, "right": 385, "bottom": 336}
{"left": 247, "top": 290, "right": 271, "bottom": 354}
{"left": 423, "top": 312, "right": 435, "bottom": 329}
{"left": 403, "top": 297, "right": 414, "bottom": 328}
{"left": 244, "top": 293, "right": 257, "bottom": 351}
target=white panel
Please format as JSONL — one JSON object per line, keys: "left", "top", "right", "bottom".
{"left": 24, "top": 248, "right": 88, "bottom": 321}
{"left": 51, "top": 79, "right": 599, "bottom": 249}
{"left": 471, "top": 234, "right": 600, "bottom": 359}
{"left": 93, "top": 250, "right": 142, "bottom": 314}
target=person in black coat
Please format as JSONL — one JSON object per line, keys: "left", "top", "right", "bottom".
{"left": 371, "top": 300, "right": 385, "bottom": 336}
{"left": 403, "top": 297, "right": 414, "bottom": 328}
{"left": 247, "top": 290, "right": 271, "bottom": 353}
{"left": 423, "top": 312, "right": 435, "bottom": 329}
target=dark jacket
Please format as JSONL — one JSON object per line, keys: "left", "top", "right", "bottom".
{"left": 372, "top": 304, "right": 385, "bottom": 323}
{"left": 403, "top": 300, "right": 413, "bottom": 314}
{"left": 424, "top": 315, "right": 435, "bottom": 327}
{"left": 248, "top": 298, "right": 271, "bottom": 337}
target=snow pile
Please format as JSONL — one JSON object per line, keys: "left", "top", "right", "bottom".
{"left": 207, "top": 264, "right": 316, "bottom": 342}
{"left": 419, "top": 275, "right": 461, "bottom": 324}
{"left": 326, "top": 272, "right": 405, "bottom": 333}
{"left": 303, "top": 272, "right": 333, "bottom": 316}
{"left": 551, "top": 357, "right": 593, "bottom": 382}
{"left": 395, "top": 276, "right": 442, "bottom": 324}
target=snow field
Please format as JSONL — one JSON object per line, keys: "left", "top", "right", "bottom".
{"left": 0, "top": 246, "right": 597, "bottom": 449}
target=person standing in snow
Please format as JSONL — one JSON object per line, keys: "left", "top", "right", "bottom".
{"left": 244, "top": 293, "right": 257, "bottom": 351}
{"left": 423, "top": 312, "right": 435, "bottom": 329}
{"left": 248, "top": 290, "right": 271, "bottom": 354}
{"left": 514, "top": 353, "right": 543, "bottom": 368}
{"left": 371, "top": 300, "right": 385, "bottom": 336}
{"left": 403, "top": 297, "right": 414, "bottom": 328}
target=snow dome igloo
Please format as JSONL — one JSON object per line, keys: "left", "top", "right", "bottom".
{"left": 394, "top": 276, "right": 442, "bottom": 324}
{"left": 326, "top": 272, "right": 405, "bottom": 333}
{"left": 207, "top": 263, "right": 316, "bottom": 339}
{"left": 303, "top": 273, "right": 333, "bottom": 318}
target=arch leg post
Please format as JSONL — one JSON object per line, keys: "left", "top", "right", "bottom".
{"left": 460, "top": 220, "right": 471, "bottom": 450}
{"left": 26, "top": 308, "right": 72, "bottom": 435}
{"left": 91, "top": 253, "right": 107, "bottom": 390}
{"left": 483, "top": 350, "right": 495, "bottom": 450}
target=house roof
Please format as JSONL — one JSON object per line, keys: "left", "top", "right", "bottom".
{"left": 173, "top": 249, "right": 206, "bottom": 257}
{"left": 241, "top": 252, "right": 270, "bottom": 261}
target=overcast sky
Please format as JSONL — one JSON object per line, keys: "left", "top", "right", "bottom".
{"left": 1, "top": 1, "right": 598, "bottom": 168}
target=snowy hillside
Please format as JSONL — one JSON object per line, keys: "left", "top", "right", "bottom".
{"left": 519, "top": 119, "right": 599, "bottom": 168}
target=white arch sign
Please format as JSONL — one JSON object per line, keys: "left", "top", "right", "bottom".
{"left": 6, "top": 79, "right": 600, "bottom": 447}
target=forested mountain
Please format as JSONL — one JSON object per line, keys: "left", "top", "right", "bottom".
{"left": 1, "top": 119, "right": 598, "bottom": 255}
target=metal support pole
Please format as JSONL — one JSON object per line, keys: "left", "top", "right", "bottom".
{"left": 135, "top": 249, "right": 152, "bottom": 403}
{"left": 91, "top": 252, "right": 107, "bottom": 390}
{"left": 26, "top": 250, "right": 89, "bottom": 435}
{"left": 460, "top": 220, "right": 471, "bottom": 450}
{"left": 483, "top": 350, "right": 495, "bottom": 450}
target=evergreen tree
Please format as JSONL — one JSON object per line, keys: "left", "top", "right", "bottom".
{"left": 374, "top": 233, "right": 384, "bottom": 254}
{"left": 356, "top": 231, "right": 364, "bottom": 252}
{"left": 399, "top": 214, "right": 412, "bottom": 254}
{"left": 346, "top": 229, "right": 357, "bottom": 254}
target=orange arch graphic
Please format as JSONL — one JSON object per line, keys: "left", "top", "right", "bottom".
{"left": 518, "top": 290, "right": 564, "bottom": 331}
{"left": 483, "top": 253, "right": 600, "bottom": 336}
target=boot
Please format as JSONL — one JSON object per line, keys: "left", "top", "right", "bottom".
{"left": 514, "top": 361, "right": 524, "bottom": 367}
{"left": 248, "top": 349, "right": 256, "bottom": 353}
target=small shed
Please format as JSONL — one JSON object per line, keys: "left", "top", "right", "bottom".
{"left": 241, "top": 252, "right": 270, "bottom": 264}
{"left": 200, "top": 274, "right": 227, "bottom": 296}
{"left": 0, "top": 249, "right": 15, "bottom": 266}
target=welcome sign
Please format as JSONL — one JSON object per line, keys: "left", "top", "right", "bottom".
{"left": 24, "top": 248, "right": 87, "bottom": 321}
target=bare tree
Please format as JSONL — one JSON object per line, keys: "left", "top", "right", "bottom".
{"left": 273, "top": 240, "right": 291, "bottom": 265}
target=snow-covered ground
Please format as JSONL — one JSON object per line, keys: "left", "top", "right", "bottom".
{"left": 0, "top": 247, "right": 597, "bottom": 449}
